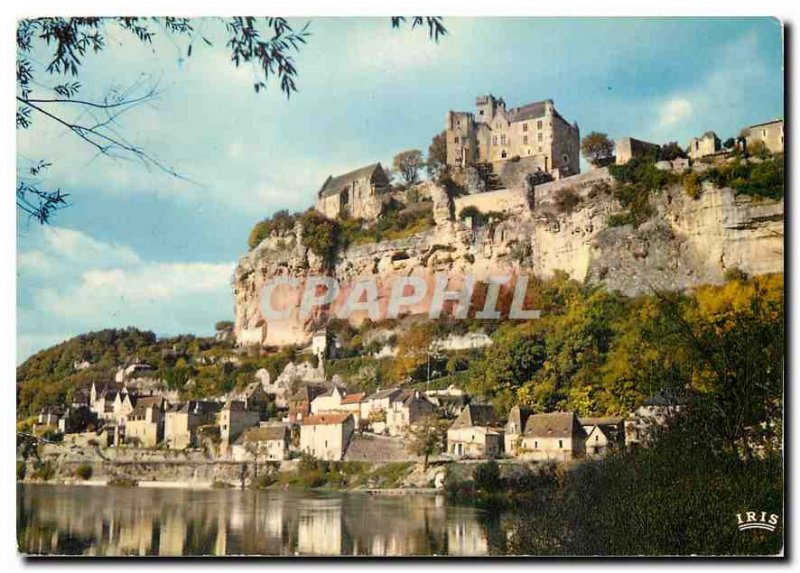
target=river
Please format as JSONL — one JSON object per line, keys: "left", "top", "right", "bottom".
{"left": 17, "top": 483, "right": 510, "bottom": 556}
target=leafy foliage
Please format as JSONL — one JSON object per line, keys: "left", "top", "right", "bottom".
{"left": 607, "top": 157, "right": 677, "bottom": 227}
{"left": 17, "top": 17, "right": 447, "bottom": 223}
{"left": 580, "top": 132, "right": 615, "bottom": 166}
{"left": 393, "top": 149, "right": 425, "bottom": 185}
{"left": 247, "top": 209, "right": 298, "bottom": 249}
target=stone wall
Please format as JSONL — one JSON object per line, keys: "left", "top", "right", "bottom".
{"left": 453, "top": 188, "right": 529, "bottom": 218}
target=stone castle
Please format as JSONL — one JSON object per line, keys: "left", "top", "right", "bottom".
{"left": 446, "top": 95, "right": 580, "bottom": 177}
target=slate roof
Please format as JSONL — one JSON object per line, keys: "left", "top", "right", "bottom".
{"left": 235, "top": 425, "right": 288, "bottom": 444}
{"left": 318, "top": 163, "right": 386, "bottom": 198}
{"left": 505, "top": 100, "right": 549, "bottom": 123}
{"left": 450, "top": 404, "right": 497, "bottom": 430}
{"left": 506, "top": 405, "right": 533, "bottom": 432}
{"left": 523, "top": 412, "right": 582, "bottom": 439}
{"left": 367, "top": 387, "right": 404, "bottom": 401}
{"left": 748, "top": 118, "right": 783, "bottom": 129}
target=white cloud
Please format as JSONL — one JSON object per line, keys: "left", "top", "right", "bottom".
{"left": 17, "top": 226, "right": 235, "bottom": 362}
{"left": 657, "top": 98, "right": 693, "bottom": 130}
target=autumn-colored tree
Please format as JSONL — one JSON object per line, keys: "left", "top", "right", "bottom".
{"left": 580, "top": 132, "right": 615, "bottom": 166}
{"left": 393, "top": 149, "right": 425, "bottom": 185}
{"left": 427, "top": 131, "right": 448, "bottom": 181}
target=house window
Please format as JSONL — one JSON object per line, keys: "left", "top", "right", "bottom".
{"left": 538, "top": 146, "right": 543, "bottom": 153}
{"left": 538, "top": 133, "right": 543, "bottom": 143}
{"left": 500, "top": 134, "right": 507, "bottom": 145}
{"left": 492, "top": 136, "right": 498, "bottom": 146}
{"left": 523, "top": 123, "right": 528, "bottom": 132}
{"left": 501, "top": 150, "right": 508, "bottom": 159}
{"left": 537, "top": 120, "right": 543, "bottom": 130}
{"left": 762, "top": 129, "right": 767, "bottom": 138}
{"left": 523, "top": 135, "right": 529, "bottom": 145}
{"left": 558, "top": 439, "right": 563, "bottom": 449}
{"left": 479, "top": 110, "right": 484, "bottom": 116}
{"left": 454, "top": 136, "right": 459, "bottom": 143}
{"left": 595, "top": 435, "right": 599, "bottom": 442}
{"left": 534, "top": 440, "right": 538, "bottom": 449}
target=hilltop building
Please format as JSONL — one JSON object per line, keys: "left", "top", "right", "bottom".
{"left": 687, "top": 131, "right": 721, "bottom": 159}
{"left": 314, "top": 163, "right": 390, "bottom": 220}
{"left": 743, "top": 119, "right": 784, "bottom": 154}
{"left": 445, "top": 95, "right": 580, "bottom": 177}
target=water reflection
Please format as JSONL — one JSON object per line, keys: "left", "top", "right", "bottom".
{"left": 17, "top": 484, "right": 503, "bottom": 556}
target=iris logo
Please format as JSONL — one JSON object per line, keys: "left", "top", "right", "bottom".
{"left": 736, "top": 511, "right": 779, "bottom": 532}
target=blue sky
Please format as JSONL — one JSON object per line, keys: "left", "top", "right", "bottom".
{"left": 16, "top": 17, "right": 784, "bottom": 362}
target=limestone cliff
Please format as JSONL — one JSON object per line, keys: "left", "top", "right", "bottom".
{"left": 234, "top": 172, "right": 783, "bottom": 347}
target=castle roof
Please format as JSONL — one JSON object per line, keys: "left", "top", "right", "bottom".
{"left": 318, "top": 163, "right": 386, "bottom": 198}
{"left": 505, "top": 100, "right": 550, "bottom": 123}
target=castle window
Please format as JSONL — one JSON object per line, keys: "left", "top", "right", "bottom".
{"left": 500, "top": 134, "right": 507, "bottom": 145}
{"left": 523, "top": 123, "right": 528, "bottom": 132}
{"left": 454, "top": 136, "right": 459, "bottom": 143}
{"left": 558, "top": 439, "right": 563, "bottom": 449}
{"left": 538, "top": 146, "right": 542, "bottom": 153}
{"left": 492, "top": 136, "right": 498, "bottom": 145}
{"left": 523, "top": 135, "right": 529, "bottom": 145}
{"left": 538, "top": 133, "right": 543, "bottom": 143}
{"left": 537, "top": 120, "right": 543, "bottom": 130}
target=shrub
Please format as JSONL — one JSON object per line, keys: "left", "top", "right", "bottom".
{"left": 682, "top": 171, "right": 702, "bottom": 199}
{"left": 554, "top": 187, "right": 581, "bottom": 213}
{"left": 247, "top": 209, "right": 297, "bottom": 249}
{"left": 32, "top": 460, "right": 55, "bottom": 481}
{"left": 300, "top": 210, "right": 340, "bottom": 265}
{"left": 473, "top": 460, "right": 503, "bottom": 493}
{"left": 75, "top": 463, "right": 93, "bottom": 480}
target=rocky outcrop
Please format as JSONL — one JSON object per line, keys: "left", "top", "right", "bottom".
{"left": 234, "top": 173, "right": 783, "bottom": 347}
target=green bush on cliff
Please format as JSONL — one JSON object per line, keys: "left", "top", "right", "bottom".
{"left": 607, "top": 157, "right": 677, "bottom": 227}
{"left": 247, "top": 209, "right": 298, "bottom": 249}
{"left": 75, "top": 463, "right": 93, "bottom": 480}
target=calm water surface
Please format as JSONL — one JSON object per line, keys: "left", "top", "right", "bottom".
{"left": 17, "top": 483, "right": 509, "bottom": 556}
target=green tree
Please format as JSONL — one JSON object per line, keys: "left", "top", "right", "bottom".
{"left": 407, "top": 416, "right": 448, "bottom": 471}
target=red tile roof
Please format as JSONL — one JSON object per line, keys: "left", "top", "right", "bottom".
{"left": 302, "top": 413, "right": 352, "bottom": 426}
{"left": 341, "top": 392, "right": 366, "bottom": 405}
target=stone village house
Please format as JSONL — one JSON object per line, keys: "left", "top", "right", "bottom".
{"left": 512, "top": 411, "right": 587, "bottom": 462}
{"left": 164, "top": 401, "right": 222, "bottom": 450}
{"left": 579, "top": 417, "right": 624, "bottom": 457}
{"left": 219, "top": 400, "right": 261, "bottom": 455}
{"left": 446, "top": 404, "right": 504, "bottom": 459}
{"left": 385, "top": 390, "right": 437, "bottom": 437}
{"left": 299, "top": 412, "right": 355, "bottom": 461}
{"left": 124, "top": 396, "right": 166, "bottom": 447}
{"left": 231, "top": 424, "right": 290, "bottom": 462}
